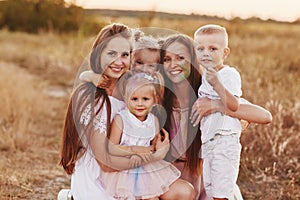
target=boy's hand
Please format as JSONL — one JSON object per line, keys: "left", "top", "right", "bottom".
{"left": 206, "top": 67, "right": 220, "bottom": 87}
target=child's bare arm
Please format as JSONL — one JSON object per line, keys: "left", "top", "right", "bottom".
{"left": 90, "top": 122, "right": 167, "bottom": 172}
{"left": 107, "top": 115, "right": 130, "bottom": 156}
{"left": 79, "top": 70, "right": 99, "bottom": 86}
{"left": 79, "top": 70, "right": 111, "bottom": 88}
{"left": 108, "top": 115, "right": 154, "bottom": 157}
{"left": 206, "top": 67, "right": 239, "bottom": 111}
{"left": 149, "top": 116, "right": 161, "bottom": 151}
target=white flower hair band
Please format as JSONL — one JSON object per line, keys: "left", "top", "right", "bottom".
{"left": 131, "top": 72, "right": 158, "bottom": 84}
{"left": 144, "top": 74, "right": 154, "bottom": 81}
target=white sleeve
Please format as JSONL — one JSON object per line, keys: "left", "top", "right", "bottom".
{"left": 221, "top": 67, "right": 242, "bottom": 97}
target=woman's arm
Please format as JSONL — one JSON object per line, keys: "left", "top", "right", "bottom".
{"left": 90, "top": 129, "right": 170, "bottom": 172}
{"left": 190, "top": 97, "right": 272, "bottom": 126}
{"left": 90, "top": 132, "right": 137, "bottom": 172}
{"left": 226, "top": 101, "right": 272, "bottom": 124}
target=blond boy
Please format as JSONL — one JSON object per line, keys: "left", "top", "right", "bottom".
{"left": 194, "top": 24, "right": 243, "bottom": 200}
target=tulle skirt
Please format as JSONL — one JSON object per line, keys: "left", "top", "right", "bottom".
{"left": 100, "top": 160, "right": 181, "bottom": 200}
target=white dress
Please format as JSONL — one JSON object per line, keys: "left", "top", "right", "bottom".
{"left": 100, "top": 109, "right": 181, "bottom": 200}
{"left": 70, "top": 96, "right": 126, "bottom": 200}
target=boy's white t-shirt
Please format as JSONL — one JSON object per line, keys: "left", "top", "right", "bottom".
{"left": 198, "top": 65, "right": 242, "bottom": 143}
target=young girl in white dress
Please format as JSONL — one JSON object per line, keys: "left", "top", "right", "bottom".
{"left": 100, "top": 71, "right": 181, "bottom": 200}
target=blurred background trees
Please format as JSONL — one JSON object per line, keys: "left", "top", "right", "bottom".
{"left": 0, "top": 0, "right": 101, "bottom": 34}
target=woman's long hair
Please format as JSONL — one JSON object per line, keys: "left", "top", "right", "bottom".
{"left": 160, "top": 34, "right": 202, "bottom": 176}
{"left": 59, "top": 23, "right": 131, "bottom": 175}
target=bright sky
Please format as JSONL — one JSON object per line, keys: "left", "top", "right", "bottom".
{"left": 69, "top": 0, "right": 300, "bottom": 22}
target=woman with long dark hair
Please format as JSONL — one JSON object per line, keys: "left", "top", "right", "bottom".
{"left": 59, "top": 24, "right": 195, "bottom": 200}
{"left": 159, "top": 33, "right": 272, "bottom": 200}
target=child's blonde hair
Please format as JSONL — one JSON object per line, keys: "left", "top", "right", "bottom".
{"left": 194, "top": 24, "right": 229, "bottom": 47}
{"left": 133, "top": 30, "right": 160, "bottom": 51}
{"left": 132, "top": 31, "right": 161, "bottom": 62}
{"left": 122, "top": 71, "right": 164, "bottom": 106}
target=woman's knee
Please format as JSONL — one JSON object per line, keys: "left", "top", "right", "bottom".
{"left": 178, "top": 180, "right": 195, "bottom": 200}
{"left": 160, "top": 178, "right": 195, "bottom": 200}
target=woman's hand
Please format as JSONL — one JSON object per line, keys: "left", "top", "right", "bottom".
{"left": 190, "top": 97, "right": 224, "bottom": 127}
{"left": 129, "top": 155, "right": 143, "bottom": 168}
{"left": 241, "top": 119, "right": 250, "bottom": 131}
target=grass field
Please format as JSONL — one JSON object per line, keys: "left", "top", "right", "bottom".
{"left": 0, "top": 12, "right": 299, "bottom": 199}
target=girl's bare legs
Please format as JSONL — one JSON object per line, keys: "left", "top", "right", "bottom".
{"left": 159, "top": 178, "right": 195, "bottom": 200}
{"left": 145, "top": 197, "right": 160, "bottom": 200}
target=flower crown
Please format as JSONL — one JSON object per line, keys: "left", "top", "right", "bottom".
{"left": 132, "top": 72, "right": 158, "bottom": 83}
{"left": 144, "top": 73, "right": 159, "bottom": 83}
{"left": 144, "top": 74, "right": 154, "bottom": 81}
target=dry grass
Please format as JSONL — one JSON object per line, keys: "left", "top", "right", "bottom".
{"left": 0, "top": 60, "right": 70, "bottom": 199}
{"left": 0, "top": 16, "right": 299, "bottom": 199}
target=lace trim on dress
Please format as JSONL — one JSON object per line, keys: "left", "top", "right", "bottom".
{"left": 80, "top": 104, "right": 91, "bottom": 126}
{"left": 93, "top": 113, "right": 107, "bottom": 134}
{"left": 79, "top": 103, "right": 107, "bottom": 134}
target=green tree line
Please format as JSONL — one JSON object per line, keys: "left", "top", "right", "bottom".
{"left": 0, "top": 0, "right": 101, "bottom": 34}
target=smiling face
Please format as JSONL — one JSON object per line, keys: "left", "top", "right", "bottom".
{"left": 131, "top": 49, "right": 160, "bottom": 74}
{"left": 127, "top": 84, "right": 156, "bottom": 121}
{"left": 163, "top": 41, "right": 191, "bottom": 84}
{"left": 195, "top": 32, "right": 230, "bottom": 71}
{"left": 100, "top": 36, "right": 131, "bottom": 79}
